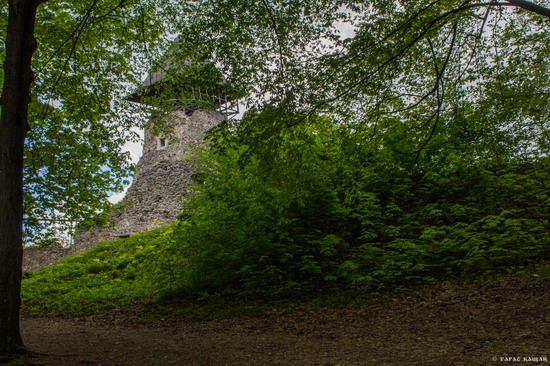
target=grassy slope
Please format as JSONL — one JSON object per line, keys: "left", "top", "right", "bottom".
{"left": 22, "top": 225, "right": 176, "bottom": 316}
{"left": 22, "top": 222, "right": 550, "bottom": 318}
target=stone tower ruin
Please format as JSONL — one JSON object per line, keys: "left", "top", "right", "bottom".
{"left": 73, "top": 66, "right": 238, "bottom": 250}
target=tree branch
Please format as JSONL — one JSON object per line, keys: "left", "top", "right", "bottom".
{"left": 38, "top": 0, "right": 100, "bottom": 75}
{"left": 53, "top": 0, "right": 100, "bottom": 86}
{"left": 504, "top": 0, "right": 550, "bottom": 18}
{"left": 300, "top": 1, "right": 529, "bottom": 124}
{"left": 260, "top": 0, "right": 288, "bottom": 101}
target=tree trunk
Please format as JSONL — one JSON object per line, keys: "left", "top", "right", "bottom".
{"left": 0, "top": 0, "right": 41, "bottom": 356}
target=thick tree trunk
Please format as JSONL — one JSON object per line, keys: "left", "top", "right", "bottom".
{"left": 0, "top": 0, "right": 41, "bottom": 356}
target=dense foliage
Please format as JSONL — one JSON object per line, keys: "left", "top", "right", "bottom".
{"left": 23, "top": 105, "right": 549, "bottom": 313}
{"left": 21, "top": 107, "right": 550, "bottom": 313}
{"left": 160, "top": 1, "right": 550, "bottom": 299}
{"left": 156, "top": 107, "right": 550, "bottom": 299}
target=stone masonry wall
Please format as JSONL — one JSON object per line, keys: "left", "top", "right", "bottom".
{"left": 70, "top": 108, "right": 224, "bottom": 253}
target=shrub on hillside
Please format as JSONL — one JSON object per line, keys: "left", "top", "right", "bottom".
{"left": 161, "top": 109, "right": 550, "bottom": 299}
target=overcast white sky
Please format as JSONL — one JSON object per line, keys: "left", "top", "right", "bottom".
{"left": 108, "top": 128, "right": 144, "bottom": 203}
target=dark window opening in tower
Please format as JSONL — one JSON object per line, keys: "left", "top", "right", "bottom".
{"left": 157, "top": 137, "right": 168, "bottom": 150}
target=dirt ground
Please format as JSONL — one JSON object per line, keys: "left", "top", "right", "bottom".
{"left": 10, "top": 277, "right": 550, "bottom": 365}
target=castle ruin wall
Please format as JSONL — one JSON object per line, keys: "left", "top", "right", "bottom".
{"left": 71, "top": 108, "right": 224, "bottom": 253}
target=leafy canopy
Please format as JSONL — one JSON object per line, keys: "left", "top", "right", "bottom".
{"left": 1, "top": 1, "right": 183, "bottom": 243}
{"left": 175, "top": 1, "right": 549, "bottom": 156}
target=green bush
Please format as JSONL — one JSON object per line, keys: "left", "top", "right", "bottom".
{"left": 162, "top": 108, "right": 550, "bottom": 299}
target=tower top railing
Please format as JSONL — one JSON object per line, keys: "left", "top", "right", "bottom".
{"left": 129, "top": 61, "right": 239, "bottom": 119}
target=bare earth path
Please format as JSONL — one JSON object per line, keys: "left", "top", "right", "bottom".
{"left": 15, "top": 278, "right": 550, "bottom": 365}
